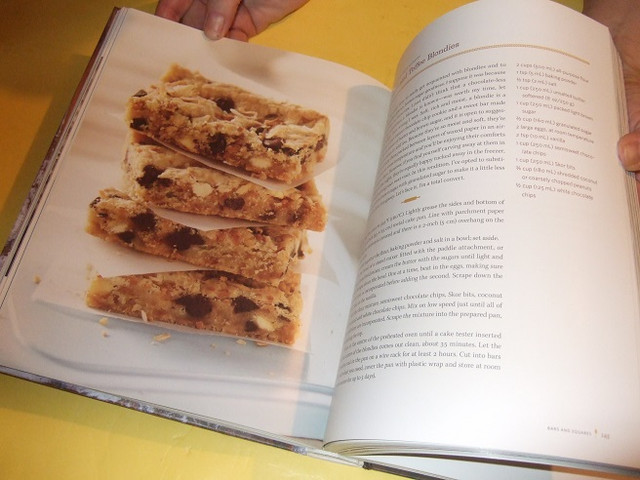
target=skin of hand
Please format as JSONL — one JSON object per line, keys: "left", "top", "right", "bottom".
{"left": 155, "top": 0, "right": 309, "bottom": 41}
{"left": 583, "top": 0, "right": 640, "bottom": 185}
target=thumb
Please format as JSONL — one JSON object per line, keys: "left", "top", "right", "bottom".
{"left": 203, "top": 0, "right": 242, "bottom": 40}
{"left": 618, "top": 69, "right": 640, "bottom": 171}
{"left": 618, "top": 130, "right": 640, "bottom": 172}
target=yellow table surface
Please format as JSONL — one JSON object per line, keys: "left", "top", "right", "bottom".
{"left": 0, "top": 1, "right": 581, "bottom": 478}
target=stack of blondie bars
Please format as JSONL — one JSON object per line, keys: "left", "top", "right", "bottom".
{"left": 84, "top": 65, "right": 329, "bottom": 345}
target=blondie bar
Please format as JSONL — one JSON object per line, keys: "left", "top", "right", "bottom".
{"left": 127, "top": 64, "right": 329, "bottom": 184}
{"left": 86, "top": 269, "right": 302, "bottom": 345}
{"left": 87, "top": 189, "right": 307, "bottom": 285}
{"left": 123, "top": 140, "right": 327, "bottom": 231}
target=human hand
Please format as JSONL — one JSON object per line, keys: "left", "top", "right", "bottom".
{"left": 584, "top": 0, "right": 640, "bottom": 184}
{"left": 155, "top": 0, "right": 309, "bottom": 41}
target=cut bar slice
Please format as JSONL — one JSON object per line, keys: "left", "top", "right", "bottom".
{"left": 127, "top": 64, "right": 329, "bottom": 183}
{"left": 123, "top": 139, "right": 327, "bottom": 231}
{"left": 86, "top": 269, "right": 302, "bottom": 345}
{"left": 86, "top": 189, "right": 307, "bottom": 285}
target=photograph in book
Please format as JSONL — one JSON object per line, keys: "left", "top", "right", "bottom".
{"left": 0, "top": 7, "right": 391, "bottom": 441}
{"left": 85, "top": 63, "right": 331, "bottom": 347}
{"left": 1, "top": 0, "right": 640, "bottom": 478}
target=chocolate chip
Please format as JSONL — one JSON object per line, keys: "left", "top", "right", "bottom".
{"left": 164, "top": 227, "right": 204, "bottom": 251}
{"left": 275, "top": 302, "right": 291, "bottom": 312}
{"left": 202, "top": 270, "right": 225, "bottom": 281}
{"left": 137, "top": 165, "right": 172, "bottom": 188}
{"left": 223, "top": 197, "right": 245, "bottom": 210}
{"left": 244, "top": 320, "right": 258, "bottom": 332}
{"left": 282, "top": 147, "right": 296, "bottom": 156}
{"left": 232, "top": 296, "right": 259, "bottom": 313}
{"left": 263, "top": 137, "right": 296, "bottom": 156}
{"left": 117, "top": 231, "right": 135, "bottom": 243}
{"left": 130, "top": 117, "right": 148, "bottom": 130}
{"left": 262, "top": 137, "right": 283, "bottom": 151}
{"left": 315, "top": 136, "right": 326, "bottom": 151}
{"left": 132, "top": 89, "right": 147, "bottom": 97}
{"left": 209, "top": 132, "right": 227, "bottom": 155}
{"left": 215, "top": 97, "right": 235, "bottom": 112}
{"left": 176, "top": 294, "right": 212, "bottom": 317}
{"left": 131, "top": 212, "right": 156, "bottom": 232}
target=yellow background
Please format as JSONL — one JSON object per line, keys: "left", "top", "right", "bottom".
{"left": 0, "top": 1, "right": 582, "bottom": 478}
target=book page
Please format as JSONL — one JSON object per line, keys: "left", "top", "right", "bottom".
{"left": 0, "top": 8, "right": 390, "bottom": 440}
{"left": 325, "top": 0, "right": 640, "bottom": 473}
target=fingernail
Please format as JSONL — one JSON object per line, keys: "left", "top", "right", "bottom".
{"left": 204, "top": 13, "right": 224, "bottom": 40}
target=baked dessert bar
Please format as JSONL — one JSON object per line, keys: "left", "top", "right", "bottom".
{"left": 123, "top": 139, "right": 327, "bottom": 231}
{"left": 86, "top": 269, "right": 302, "bottom": 345}
{"left": 127, "top": 64, "right": 329, "bottom": 184}
{"left": 87, "top": 189, "right": 307, "bottom": 285}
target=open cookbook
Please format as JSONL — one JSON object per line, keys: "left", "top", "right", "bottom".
{"left": 1, "top": 1, "right": 639, "bottom": 478}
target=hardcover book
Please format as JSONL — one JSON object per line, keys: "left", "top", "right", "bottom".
{"left": 1, "top": 1, "right": 639, "bottom": 478}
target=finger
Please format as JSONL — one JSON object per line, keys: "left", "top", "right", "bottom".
{"left": 203, "top": 0, "right": 243, "bottom": 40}
{"left": 618, "top": 74, "right": 640, "bottom": 171}
{"left": 155, "top": 0, "right": 194, "bottom": 21}
{"left": 181, "top": 1, "right": 209, "bottom": 29}
{"left": 223, "top": 0, "right": 310, "bottom": 41}
{"left": 224, "top": 5, "right": 259, "bottom": 41}
{"left": 618, "top": 131, "right": 640, "bottom": 171}
{"left": 227, "top": 27, "right": 250, "bottom": 42}
{"left": 241, "top": 0, "right": 310, "bottom": 34}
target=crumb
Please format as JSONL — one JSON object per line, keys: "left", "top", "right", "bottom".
{"left": 101, "top": 330, "right": 110, "bottom": 338}
{"left": 33, "top": 275, "right": 41, "bottom": 284}
{"left": 99, "top": 317, "right": 109, "bottom": 327}
{"left": 224, "top": 350, "right": 231, "bottom": 356}
{"left": 210, "top": 343, "right": 217, "bottom": 349}
{"left": 152, "top": 332, "right": 171, "bottom": 343}
{"left": 140, "top": 310, "right": 148, "bottom": 323}
{"left": 86, "top": 263, "right": 95, "bottom": 280}
{"left": 255, "top": 341, "right": 269, "bottom": 347}
{"left": 236, "top": 339, "right": 246, "bottom": 345}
